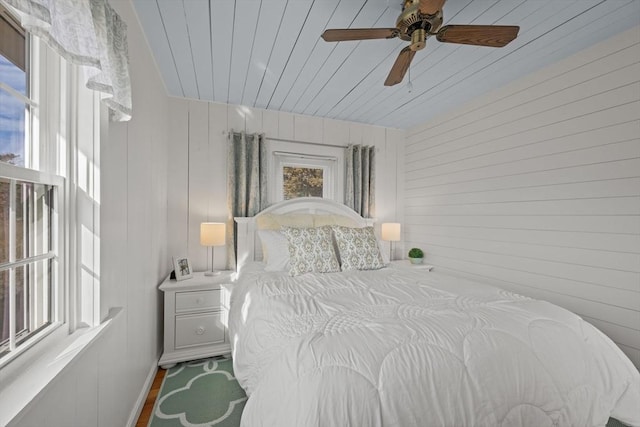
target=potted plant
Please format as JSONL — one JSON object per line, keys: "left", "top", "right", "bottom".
{"left": 408, "top": 247, "right": 424, "bottom": 264}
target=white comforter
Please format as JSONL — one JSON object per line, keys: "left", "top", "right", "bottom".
{"left": 229, "top": 263, "right": 640, "bottom": 427}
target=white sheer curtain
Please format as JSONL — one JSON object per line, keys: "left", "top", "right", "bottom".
{"left": 4, "top": 0, "right": 132, "bottom": 121}
{"left": 345, "top": 144, "right": 376, "bottom": 218}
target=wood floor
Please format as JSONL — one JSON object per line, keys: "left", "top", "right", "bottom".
{"left": 136, "top": 368, "right": 166, "bottom": 427}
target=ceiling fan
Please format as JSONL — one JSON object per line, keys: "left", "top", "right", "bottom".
{"left": 321, "top": 0, "right": 519, "bottom": 86}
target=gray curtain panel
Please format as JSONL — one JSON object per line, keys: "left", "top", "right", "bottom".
{"left": 345, "top": 144, "right": 376, "bottom": 218}
{"left": 226, "top": 131, "right": 267, "bottom": 269}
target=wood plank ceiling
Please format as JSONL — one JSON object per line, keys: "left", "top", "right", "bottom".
{"left": 132, "top": 0, "right": 640, "bottom": 129}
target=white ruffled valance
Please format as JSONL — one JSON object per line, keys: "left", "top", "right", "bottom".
{"left": 4, "top": 0, "right": 132, "bottom": 121}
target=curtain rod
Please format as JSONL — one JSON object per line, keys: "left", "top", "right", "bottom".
{"left": 223, "top": 130, "right": 348, "bottom": 149}
{"left": 268, "top": 136, "right": 348, "bottom": 149}
{"left": 272, "top": 151, "right": 338, "bottom": 161}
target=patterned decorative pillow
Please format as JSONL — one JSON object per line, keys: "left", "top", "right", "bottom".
{"left": 332, "top": 226, "right": 385, "bottom": 271}
{"left": 281, "top": 226, "right": 340, "bottom": 276}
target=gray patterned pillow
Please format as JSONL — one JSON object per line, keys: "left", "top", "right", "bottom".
{"left": 332, "top": 226, "right": 385, "bottom": 271}
{"left": 281, "top": 226, "right": 340, "bottom": 276}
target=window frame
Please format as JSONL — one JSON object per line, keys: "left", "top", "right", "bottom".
{"left": 266, "top": 139, "right": 345, "bottom": 205}
{"left": 0, "top": 10, "right": 70, "bottom": 370}
{"left": 0, "top": 162, "right": 64, "bottom": 368}
{"left": 274, "top": 151, "right": 336, "bottom": 202}
{"left": 0, "top": 2, "right": 33, "bottom": 169}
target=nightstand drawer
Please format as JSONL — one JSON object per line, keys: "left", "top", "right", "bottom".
{"left": 175, "top": 289, "right": 221, "bottom": 313}
{"left": 175, "top": 312, "right": 225, "bottom": 348}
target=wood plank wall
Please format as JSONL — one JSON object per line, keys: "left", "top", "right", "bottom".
{"left": 167, "top": 100, "right": 405, "bottom": 272}
{"left": 404, "top": 27, "right": 640, "bottom": 366}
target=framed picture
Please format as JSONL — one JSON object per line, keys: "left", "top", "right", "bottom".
{"left": 172, "top": 256, "right": 193, "bottom": 281}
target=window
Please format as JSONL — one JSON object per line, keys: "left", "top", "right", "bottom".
{"left": 0, "top": 174, "right": 59, "bottom": 358}
{"left": 283, "top": 166, "right": 324, "bottom": 200}
{"left": 0, "top": 5, "right": 63, "bottom": 367}
{"left": 272, "top": 151, "right": 338, "bottom": 202}
{"left": 0, "top": 5, "right": 28, "bottom": 168}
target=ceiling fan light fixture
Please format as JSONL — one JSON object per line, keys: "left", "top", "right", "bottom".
{"left": 410, "top": 28, "right": 426, "bottom": 51}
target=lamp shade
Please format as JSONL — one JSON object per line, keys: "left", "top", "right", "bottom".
{"left": 200, "top": 222, "right": 226, "bottom": 246}
{"left": 381, "top": 223, "right": 401, "bottom": 241}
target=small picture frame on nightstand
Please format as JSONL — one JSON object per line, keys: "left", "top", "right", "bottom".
{"left": 172, "top": 256, "right": 193, "bottom": 281}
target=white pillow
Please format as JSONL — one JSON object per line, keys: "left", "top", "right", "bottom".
{"left": 281, "top": 226, "right": 340, "bottom": 276}
{"left": 378, "top": 238, "right": 390, "bottom": 265}
{"left": 313, "top": 215, "right": 359, "bottom": 228}
{"left": 332, "top": 226, "right": 385, "bottom": 271}
{"left": 257, "top": 230, "right": 290, "bottom": 272}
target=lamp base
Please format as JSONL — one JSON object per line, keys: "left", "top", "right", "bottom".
{"left": 204, "top": 270, "right": 221, "bottom": 276}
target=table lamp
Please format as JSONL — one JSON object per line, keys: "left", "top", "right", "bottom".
{"left": 200, "top": 222, "right": 226, "bottom": 276}
{"left": 381, "top": 223, "right": 401, "bottom": 261}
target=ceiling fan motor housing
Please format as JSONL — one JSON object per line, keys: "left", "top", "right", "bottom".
{"left": 396, "top": 2, "right": 443, "bottom": 51}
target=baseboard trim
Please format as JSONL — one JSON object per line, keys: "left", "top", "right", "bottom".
{"left": 127, "top": 356, "right": 160, "bottom": 427}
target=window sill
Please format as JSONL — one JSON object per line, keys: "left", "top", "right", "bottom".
{"left": 0, "top": 307, "right": 123, "bottom": 426}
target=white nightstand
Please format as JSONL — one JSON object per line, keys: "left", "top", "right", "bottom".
{"left": 390, "top": 260, "right": 434, "bottom": 271}
{"left": 158, "top": 271, "right": 235, "bottom": 368}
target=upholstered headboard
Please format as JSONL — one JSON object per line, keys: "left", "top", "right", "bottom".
{"left": 234, "top": 197, "right": 374, "bottom": 271}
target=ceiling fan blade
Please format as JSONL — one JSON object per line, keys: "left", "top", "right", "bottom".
{"left": 321, "top": 28, "right": 399, "bottom": 42}
{"left": 384, "top": 47, "right": 417, "bottom": 87}
{"left": 418, "top": 0, "right": 446, "bottom": 15}
{"left": 436, "top": 25, "right": 519, "bottom": 47}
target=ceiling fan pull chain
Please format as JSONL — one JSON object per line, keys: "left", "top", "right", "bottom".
{"left": 407, "top": 66, "right": 413, "bottom": 93}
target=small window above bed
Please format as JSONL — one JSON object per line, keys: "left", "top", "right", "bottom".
{"left": 273, "top": 152, "right": 336, "bottom": 202}
{"left": 283, "top": 166, "right": 323, "bottom": 199}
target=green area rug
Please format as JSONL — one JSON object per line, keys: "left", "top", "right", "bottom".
{"left": 149, "top": 356, "right": 628, "bottom": 427}
{"left": 149, "top": 357, "right": 246, "bottom": 427}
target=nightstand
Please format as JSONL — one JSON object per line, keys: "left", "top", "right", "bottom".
{"left": 390, "top": 260, "right": 434, "bottom": 271}
{"left": 158, "top": 271, "right": 235, "bottom": 368}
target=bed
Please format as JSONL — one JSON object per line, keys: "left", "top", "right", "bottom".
{"left": 230, "top": 198, "right": 640, "bottom": 427}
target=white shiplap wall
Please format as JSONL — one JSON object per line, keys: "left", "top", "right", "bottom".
{"left": 167, "top": 99, "right": 405, "bottom": 272}
{"left": 405, "top": 26, "right": 640, "bottom": 367}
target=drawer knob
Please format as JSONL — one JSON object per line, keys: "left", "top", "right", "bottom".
{"left": 195, "top": 326, "right": 205, "bottom": 335}
{"left": 196, "top": 297, "right": 204, "bottom": 304}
